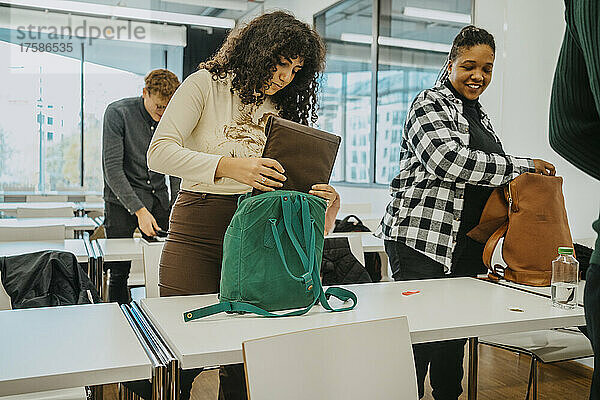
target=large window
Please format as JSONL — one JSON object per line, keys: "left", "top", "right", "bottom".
{"left": 315, "top": 0, "right": 472, "bottom": 185}
{"left": 0, "top": 41, "right": 81, "bottom": 191}
{"left": 0, "top": 6, "right": 184, "bottom": 192}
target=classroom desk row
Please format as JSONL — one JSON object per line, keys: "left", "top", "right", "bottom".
{"left": 0, "top": 278, "right": 586, "bottom": 399}
{"left": 0, "top": 216, "right": 98, "bottom": 239}
{"left": 0, "top": 202, "right": 104, "bottom": 218}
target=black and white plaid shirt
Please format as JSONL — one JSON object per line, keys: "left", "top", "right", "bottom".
{"left": 377, "top": 83, "right": 535, "bottom": 273}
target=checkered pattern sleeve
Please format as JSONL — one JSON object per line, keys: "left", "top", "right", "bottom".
{"left": 406, "top": 94, "right": 536, "bottom": 186}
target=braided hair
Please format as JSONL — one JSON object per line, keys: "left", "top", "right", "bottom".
{"left": 436, "top": 25, "right": 496, "bottom": 85}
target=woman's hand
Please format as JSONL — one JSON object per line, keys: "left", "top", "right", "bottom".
{"left": 215, "top": 157, "right": 286, "bottom": 191}
{"left": 533, "top": 159, "right": 556, "bottom": 176}
{"left": 309, "top": 184, "right": 340, "bottom": 235}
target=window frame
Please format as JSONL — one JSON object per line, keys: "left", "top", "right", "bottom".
{"left": 315, "top": 0, "right": 474, "bottom": 187}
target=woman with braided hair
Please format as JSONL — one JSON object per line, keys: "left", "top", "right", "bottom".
{"left": 378, "top": 25, "right": 555, "bottom": 399}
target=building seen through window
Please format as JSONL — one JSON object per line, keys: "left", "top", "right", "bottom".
{"left": 315, "top": 0, "right": 472, "bottom": 185}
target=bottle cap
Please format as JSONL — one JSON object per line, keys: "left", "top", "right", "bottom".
{"left": 558, "top": 247, "right": 574, "bottom": 255}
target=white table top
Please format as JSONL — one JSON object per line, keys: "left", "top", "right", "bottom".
{"left": 327, "top": 232, "right": 384, "bottom": 253}
{"left": 75, "top": 202, "right": 105, "bottom": 213}
{"left": 140, "top": 277, "right": 585, "bottom": 369}
{"left": 0, "top": 217, "right": 96, "bottom": 231}
{"left": 0, "top": 202, "right": 104, "bottom": 215}
{"left": 0, "top": 202, "right": 77, "bottom": 211}
{"left": 96, "top": 238, "right": 142, "bottom": 262}
{"left": 0, "top": 303, "right": 152, "bottom": 396}
{"left": 360, "top": 232, "right": 384, "bottom": 253}
{"left": 0, "top": 240, "right": 89, "bottom": 263}
{"left": 496, "top": 279, "right": 586, "bottom": 305}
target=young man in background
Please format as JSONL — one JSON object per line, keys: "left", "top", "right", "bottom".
{"left": 102, "top": 69, "right": 181, "bottom": 304}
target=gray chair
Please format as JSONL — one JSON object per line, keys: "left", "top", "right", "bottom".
{"left": 480, "top": 328, "right": 593, "bottom": 399}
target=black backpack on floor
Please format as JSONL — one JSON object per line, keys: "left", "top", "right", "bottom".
{"left": 334, "top": 215, "right": 382, "bottom": 282}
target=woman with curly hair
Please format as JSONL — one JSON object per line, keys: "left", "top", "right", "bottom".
{"left": 147, "top": 11, "right": 338, "bottom": 399}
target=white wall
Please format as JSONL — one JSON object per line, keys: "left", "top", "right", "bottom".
{"left": 475, "top": 0, "right": 600, "bottom": 240}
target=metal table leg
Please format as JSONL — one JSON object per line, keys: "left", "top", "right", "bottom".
{"left": 531, "top": 358, "right": 538, "bottom": 399}
{"left": 169, "top": 360, "right": 180, "bottom": 400}
{"left": 468, "top": 337, "right": 478, "bottom": 400}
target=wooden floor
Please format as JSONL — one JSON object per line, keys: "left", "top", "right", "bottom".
{"left": 104, "top": 344, "right": 593, "bottom": 399}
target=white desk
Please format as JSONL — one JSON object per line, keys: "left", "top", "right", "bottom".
{"left": 0, "top": 202, "right": 104, "bottom": 217}
{"left": 96, "top": 238, "right": 142, "bottom": 262}
{"left": 0, "top": 202, "right": 77, "bottom": 217}
{"left": 327, "top": 231, "right": 384, "bottom": 253}
{"left": 96, "top": 238, "right": 144, "bottom": 291}
{"left": 0, "top": 303, "right": 152, "bottom": 396}
{"left": 139, "top": 277, "right": 584, "bottom": 370}
{"left": 0, "top": 240, "right": 89, "bottom": 263}
{"left": 360, "top": 232, "right": 385, "bottom": 253}
{"left": 495, "top": 279, "right": 586, "bottom": 306}
{"left": 75, "top": 202, "right": 105, "bottom": 214}
{"left": 0, "top": 217, "right": 96, "bottom": 231}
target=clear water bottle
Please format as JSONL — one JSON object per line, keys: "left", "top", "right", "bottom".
{"left": 551, "top": 247, "right": 579, "bottom": 309}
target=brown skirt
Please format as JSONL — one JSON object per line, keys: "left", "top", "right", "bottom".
{"left": 159, "top": 190, "right": 240, "bottom": 297}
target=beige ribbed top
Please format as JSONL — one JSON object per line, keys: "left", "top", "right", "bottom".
{"left": 147, "top": 69, "right": 278, "bottom": 195}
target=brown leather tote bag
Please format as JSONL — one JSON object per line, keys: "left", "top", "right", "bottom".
{"left": 467, "top": 173, "right": 574, "bottom": 286}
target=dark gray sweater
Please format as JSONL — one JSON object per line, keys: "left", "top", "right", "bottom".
{"left": 102, "top": 96, "right": 180, "bottom": 214}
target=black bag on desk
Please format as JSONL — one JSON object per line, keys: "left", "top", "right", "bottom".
{"left": 334, "top": 215, "right": 382, "bottom": 282}
{"left": 0, "top": 250, "right": 101, "bottom": 309}
{"left": 321, "top": 237, "right": 371, "bottom": 286}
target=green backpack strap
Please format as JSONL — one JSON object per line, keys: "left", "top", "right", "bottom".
{"left": 319, "top": 286, "right": 358, "bottom": 312}
{"left": 183, "top": 295, "right": 321, "bottom": 321}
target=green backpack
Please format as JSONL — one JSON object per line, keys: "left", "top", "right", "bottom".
{"left": 184, "top": 190, "right": 357, "bottom": 321}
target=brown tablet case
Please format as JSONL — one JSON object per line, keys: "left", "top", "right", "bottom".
{"left": 252, "top": 116, "right": 341, "bottom": 195}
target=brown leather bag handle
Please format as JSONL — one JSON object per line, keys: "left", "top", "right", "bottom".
{"left": 482, "top": 221, "right": 508, "bottom": 271}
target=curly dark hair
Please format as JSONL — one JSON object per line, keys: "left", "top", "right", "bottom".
{"left": 437, "top": 25, "right": 496, "bottom": 84}
{"left": 199, "top": 11, "right": 326, "bottom": 125}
